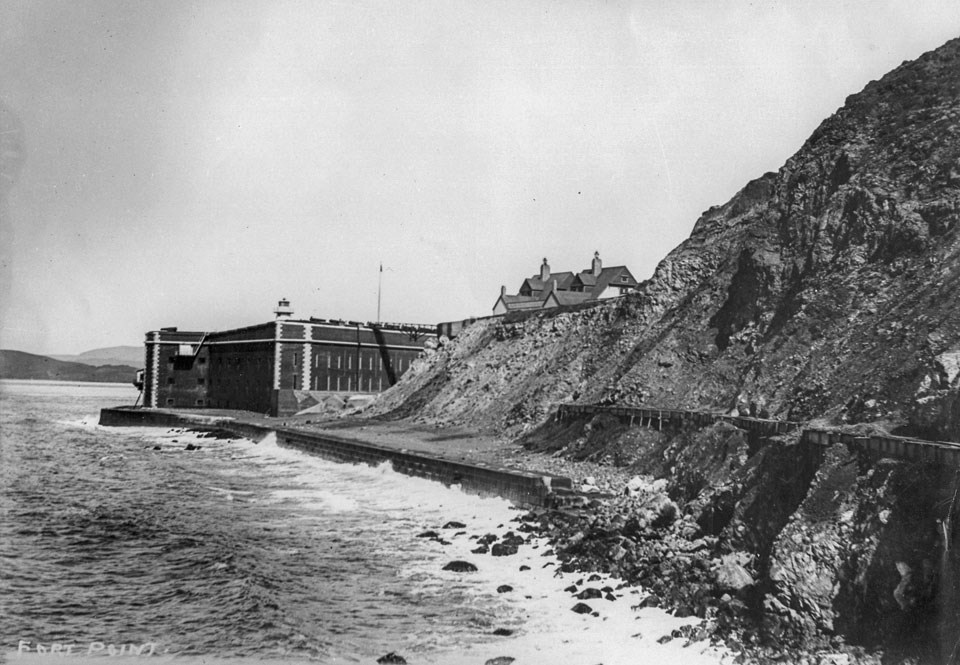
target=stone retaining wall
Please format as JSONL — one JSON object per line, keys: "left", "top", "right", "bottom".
{"left": 802, "top": 428, "right": 960, "bottom": 466}
{"left": 99, "top": 407, "right": 572, "bottom": 506}
{"left": 556, "top": 403, "right": 960, "bottom": 466}
{"left": 556, "top": 403, "right": 799, "bottom": 436}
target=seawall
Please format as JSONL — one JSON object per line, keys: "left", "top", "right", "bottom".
{"left": 99, "top": 407, "right": 573, "bottom": 507}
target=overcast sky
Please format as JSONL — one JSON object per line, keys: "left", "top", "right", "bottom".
{"left": 2, "top": 1, "right": 959, "bottom": 355}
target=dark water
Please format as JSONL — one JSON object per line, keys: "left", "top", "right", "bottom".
{"left": 0, "top": 381, "right": 527, "bottom": 663}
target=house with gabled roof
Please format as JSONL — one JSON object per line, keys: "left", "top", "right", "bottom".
{"left": 492, "top": 288, "right": 544, "bottom": 313}
{"left": 569, "top": 254, "right": 639, "bottom": 299}
{"left": 493, "top": 252, "right": 639, "bottom": 314}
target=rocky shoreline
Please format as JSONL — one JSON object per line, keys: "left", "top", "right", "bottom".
{"left": 243, "top": 412, "right": 957, "bottom": 664}
{"left": 491, "top": 429, "right": 955, "bottom": 665}
{"left": 380, "top": 471, "right": 732, "bottom": 665}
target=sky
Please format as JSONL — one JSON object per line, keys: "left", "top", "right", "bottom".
{"left": 2, "top": 1, "right": 959, "bottom": 355}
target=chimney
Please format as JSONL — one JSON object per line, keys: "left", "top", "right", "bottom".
{"left": 540, "top": 257, "right": 550, "bottom": 282}
{"left": 274, "top": 298, "right": 294, "bottom": 320}
{"left": 592, "top": 251, "right": 602, "bottom": 277}
{"left": 500, "top": 285, "right": 507, "bottom": 297}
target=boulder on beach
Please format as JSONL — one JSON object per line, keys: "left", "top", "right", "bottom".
{"left": 442, "top": 560, "right": 478, "bottom": 572}
{"left": 571, "top": 602, "right": 593, "bottom": 614}
{"left": 500, "top": 531, "right": 525, "bottom": 546}
{"left": 496, "top": 584, "right": 513, "bottom": 593}
{"left": 442, "top": 520, "right": 466, "bottom": 529}
{"left": 491, "top": 542, "right": 518, "bottom": 557}
{"left": 485, "top": 657, "right": 515, "bottom": 665}
{"left": 376, "top": 653, "right": 407, "bottom": 664}
{"left": 576, "top": 587, "right": 602, "bottom": 600}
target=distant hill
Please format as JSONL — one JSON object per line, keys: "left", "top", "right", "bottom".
{"left": 51, "top": 345, "right": 143, "bottom": 367}
{"left": 0, "top": 350, "right": 138, "bottom": 383}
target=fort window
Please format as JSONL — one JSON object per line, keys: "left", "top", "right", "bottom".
{"left": 167, "top": 377, "right": 175, "bottom": 385}
{"left": 198, "top": 357, "right": 206, "bottom": 365}
{"left": 197, "top": 378, "right": 205, "bottom": 385}
{"left": 166, "top": 398, "right": 174, "bottom": 406}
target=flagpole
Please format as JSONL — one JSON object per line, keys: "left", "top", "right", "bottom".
{"left": 377, "top": 263, "right": 382, "bottom": 324}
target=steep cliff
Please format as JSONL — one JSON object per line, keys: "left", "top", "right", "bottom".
{"left": 370, "top": 37, "right": 960, "bottom": 443}
{"left": 358, "top": 37, "right": 960, "bottom": 663}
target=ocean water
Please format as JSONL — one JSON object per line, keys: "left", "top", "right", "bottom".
{"left": 0, "top": 380, "right": 727, "bottom": 665}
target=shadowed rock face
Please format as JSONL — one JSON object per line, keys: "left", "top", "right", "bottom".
{"left": 368, "top": 37, "right": 960, "bottom": 443}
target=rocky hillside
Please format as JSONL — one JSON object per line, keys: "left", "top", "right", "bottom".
{"left": 357, "top": 38, "right": 960, "bottom": 663}
{"left": 370, "top": 37, "right": 960, "bottom": 443}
